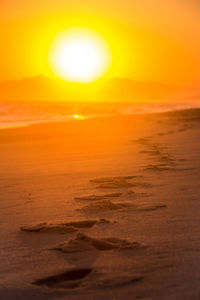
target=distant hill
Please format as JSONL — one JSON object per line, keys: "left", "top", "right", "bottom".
{"left": 0, "top": 76, "right": 69, "bottom": 102}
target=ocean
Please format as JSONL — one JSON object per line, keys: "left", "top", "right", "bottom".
{"left": 0, "top": 100, "right": 200, "bottom": 129}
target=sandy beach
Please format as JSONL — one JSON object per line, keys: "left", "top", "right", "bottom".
{"left": 0, "top": 108, "right": 200, "bottom": 299}
{"left": 1, "top": 0, "right": 200, "bottom": 298}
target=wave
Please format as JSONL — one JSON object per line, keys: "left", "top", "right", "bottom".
{"left": 0, "top": 100, "right": 200, "bottom": 129}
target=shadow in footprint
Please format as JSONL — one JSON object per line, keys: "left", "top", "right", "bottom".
{"left": 54, "top": 232, "right": 143, "bottom": 253}
{"left": 135, "top": 204, "right": 167, "bottom": 212}
{"left": 133, "top": 137, "right": 151, "bottom": 144}
{"left": 33, "top": 268, "right": 92, "bottom": 289}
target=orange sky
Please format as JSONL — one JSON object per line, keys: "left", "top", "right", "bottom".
{"left": 0, "top": 0, "right": 200, "bottom": 87}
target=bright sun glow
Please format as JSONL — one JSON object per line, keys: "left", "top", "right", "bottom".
{"left": 73, "top": 114, "right": 85, "bottom": 120}
{"left": 49, "top": 28, "right": 111, "bottom": 82}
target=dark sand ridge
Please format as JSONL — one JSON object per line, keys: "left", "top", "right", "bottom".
{"left": 20, "top": 219, "right": 110, "bottom": 233}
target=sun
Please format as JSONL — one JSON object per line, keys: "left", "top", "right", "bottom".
{"left": 49, "top": 28, "right": 111, "bottom": 82}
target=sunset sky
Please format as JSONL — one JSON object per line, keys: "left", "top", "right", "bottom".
{"left": 0, "top": 0, "right": 200, "bottom": 87}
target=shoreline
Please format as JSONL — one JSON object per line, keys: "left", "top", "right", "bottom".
{"left": 1, "top": 98, "right": 200, "bottom": 130}
{"left": 1, "top": 106, "right": 200, "bottom": 131}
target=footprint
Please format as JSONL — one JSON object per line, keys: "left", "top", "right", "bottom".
{"left": 131, "top": 182, "right": 154, "bottom": 188}
{"left": 33, "top": 267, "right": 143, "bottom": 289}
{"left": 20, "top": 219, "right": 110, "bottom": 233}
{"left": 54, "top": 232, "right": 142, "bottom": 253}
{"left": 178, "top": 128, "right": 186, "bottom": 132}
{"left": 135, "top": 204, "right": 167, "bottom": 212}
{"left": 123, "top": 190, "right": 152, "bottom": 198}
{"left": 96, "top": 272, "right": 144, "bottom": 288}
{"left": 157, "top": 132, "right": 166, "bottom": 136}
{"left": 178, "top": 125, "right": 192, "bottom": 132}
{"left": 143, "top": 164, "right": 173, "bottom": 172}
{"left": 90, "top": 177, "right": 138, "bottom": 189}
{"left": 90, "top": 175, "right": 143, "bottom": 189}
{"left": 140, "top": 145, "right": 176, "bottom": 166}
{"left": 144, "top": 164, "right": 194, "bottom": 173}
{"left": 79, "top": 199, "right": 166, "bottom": 214}
{"left": 79, "top": 200, "right": 131, "bottom": 213}
{"left": 96, "top": 181, "right": 134, "bottom": 189}
{"left": 76, "top": 191, "right": 151, "bottom": 203}
{"left": 21, "top": 223, "right": 78, "bottom": 234}
{"left": 74, "top": 193, "right": 122, "bottom": 201}
{"left": 140, "top": 150, "right": 161, "bottom": 156}
{"left": 90, "top": 176, "right": 142, "bottom": 183}
{"left": 33, "top": 268, "right": 92, "bottom": 289}
{"left": 133, "top": 137, "right": 151, "bottom": 144}
{"left": 159, "top": 155, "right": 175, "bottom": 163}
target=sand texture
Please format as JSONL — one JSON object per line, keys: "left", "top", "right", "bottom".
{"left": 0, "top": 109, "right": 200, "bottom": 299}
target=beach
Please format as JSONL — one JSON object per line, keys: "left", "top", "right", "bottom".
{"left": 0, "top": 108, "right": 200, "bottom": 299}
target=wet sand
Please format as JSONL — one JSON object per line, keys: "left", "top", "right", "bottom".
{"left": 0, "top": 109, "right": 200, "bottom": 299}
